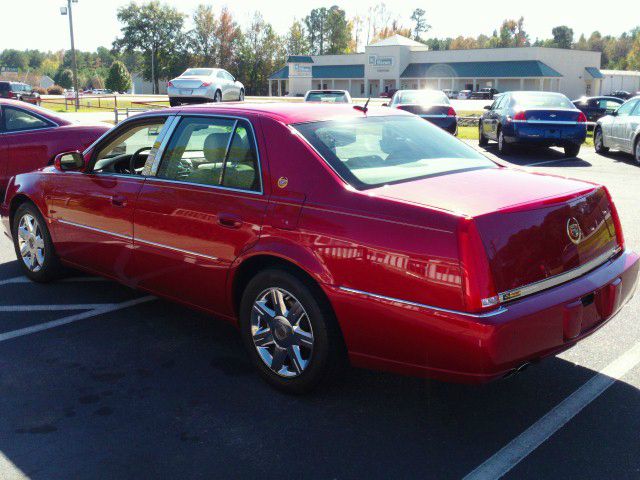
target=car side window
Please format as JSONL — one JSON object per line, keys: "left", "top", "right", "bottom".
{"left": 157, "top": 116, "right": 260, "bottom": 192}
{"left": 3, "top": 107, "right": 52, "bottom": 132}
{"left": 92, "top": 119, "right": 167, "bottom": 175}
{"left": 217, "top": 71, "right": 226, "bottom": 79}
{"left": 616, "top": 100, "right": 638, "bottom": 117}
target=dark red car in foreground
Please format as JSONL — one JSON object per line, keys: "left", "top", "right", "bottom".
{"left": 0, "top": 99, "right": 110, "bottom": 196}
{"left": 2, "top": 103, "right": 638, "bottom": 393}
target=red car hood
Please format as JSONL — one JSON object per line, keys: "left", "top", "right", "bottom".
{"left": 368, "top": 167, "right": 596, "bottom": 217}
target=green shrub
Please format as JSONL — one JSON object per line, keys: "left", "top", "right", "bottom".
{"left": 47, "top": 85, "right": 64, "bottom": 95}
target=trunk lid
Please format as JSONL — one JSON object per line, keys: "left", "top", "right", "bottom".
{"left": 396, "top": 104, "right": 452, "bottom": 116}
{"left": 171, "top": 77, "right": 207, "bottom": 89}
{"left": 520, "top": 108, "right": 582, "bottom": 123}
{"left": 474, "top": 187, "right": 619, "bottom": 297}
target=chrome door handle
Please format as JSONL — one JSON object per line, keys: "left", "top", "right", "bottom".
{"left": 111, "top": 196, "right": 127, "bottom": 207}
{"left": 218, "top": 213, "right": 242, "bottom": 229}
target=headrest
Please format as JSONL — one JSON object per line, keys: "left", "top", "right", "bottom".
{"left": 203, "top": 132, "right": 229, "bottom": 163}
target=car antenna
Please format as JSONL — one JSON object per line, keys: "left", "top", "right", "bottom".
{"left": 353, "top": 96, "right": 371, "bottom": 114}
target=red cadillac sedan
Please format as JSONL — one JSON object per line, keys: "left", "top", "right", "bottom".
{"left": 0, "top": 99, "right": 110, "bottom": 196}
{"left": 2, "top": 103, "right": 638, "bottom": 393}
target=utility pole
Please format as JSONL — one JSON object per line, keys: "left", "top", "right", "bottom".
{"left": 62, "top": 0, "right": 80, "bottom": 111}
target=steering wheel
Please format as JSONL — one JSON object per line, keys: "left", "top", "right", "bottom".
{"left": 129, "top": 147, "right": 152, "bottom": 174}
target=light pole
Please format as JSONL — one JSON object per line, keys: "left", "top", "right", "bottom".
{"left": 61, "top": 0, "right": 79, "bottom": 111}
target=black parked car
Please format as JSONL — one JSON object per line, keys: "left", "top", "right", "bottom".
{"left": 572, "top": 96, "right": 624, "bottom": 124}
{"left": 0, "top": 82, "right": 41, "bottom": 105}
{"left": 387, "top": 89, "right": 457, "bottom": 135}
{"left": 470, "top": 87, "right": 500, "bottom": 100}
{"left": 607, "top": 91, "right": 639, "bottom": 100}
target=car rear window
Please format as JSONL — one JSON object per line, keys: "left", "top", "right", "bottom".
{"left": 183, "top": 68, "right": 214, "bottom": 76}
{"left": 295, "top": 115, "right": 495, "bottom": 189}
{"left": 394, "top": 90, "right": 449, "bottom": 105}
{"left": 306, "top": 91, "right": 349, "bottom": 103}
{"left": 511, "top": 93, "right": 574, "bottom": 109}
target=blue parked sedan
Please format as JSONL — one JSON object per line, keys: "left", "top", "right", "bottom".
{"left": 387, "top": 90, "right": 458, "bottom": 135}
{"left": 479, "top": 91, "right": 588, "bottom": 157}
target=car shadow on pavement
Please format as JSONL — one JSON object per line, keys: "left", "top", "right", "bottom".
{"left": 597, "top": 150, "right": 640, "bottom": 168}
{"left": 477, "top": 144, "right": 592, "bottom": 168}
{"left": 0, "top": 296, "right": 638, "bottom": 479}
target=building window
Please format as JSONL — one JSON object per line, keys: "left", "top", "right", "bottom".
{"left": 360, "top": 83, "right": 365, "bottom": 94}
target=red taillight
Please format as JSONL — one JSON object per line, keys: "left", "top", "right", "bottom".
{"left": 513, "top": 110, "right": 527, "bottom": 121}
{"left": 201, "top": 82, "right": 212, "bottom": 87}
{"left": 167, "top": 81, "right": 174, "bottom": 87}
{"left": 447, "top": 106, "right": 456, "bottom": 117}
{"left": 457, "top": 217, "right": 499, "bottom": 312}
{"left": 603, "top": 186, "right": 625, "bottom": 251}
{"left": 577, "top": 112, "right": 587, "bottom": 123}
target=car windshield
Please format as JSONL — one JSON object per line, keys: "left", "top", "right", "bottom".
{"left": 295, "top": 115, "right": 495, "bottom": 189}
{"left": 182, "top": 68, "right": 215, "bottom": 77}
{"left": 395, "top": 90, "right": 449, "bottom": 105}
{"left": 306, "top": 91, "right": 349, "bottom": 103}
{"left": 512, "top": 92, "right": 574, "bottom": 109}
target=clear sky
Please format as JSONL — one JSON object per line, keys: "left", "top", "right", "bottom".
{"left": 2, "top": 0, "right": 639, "bottom": 52}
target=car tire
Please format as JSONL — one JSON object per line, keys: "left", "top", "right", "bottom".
{"left": 213, "top": 90, "right": 222, "bottom": 103}
{"left": 594, "top": 127, "right": 609, "bottom": 154}
{"left": 564, "top": 143, "right": 581, "bottom": 158}
{"left": 169, "top": 98, "right": 180, "bottom": 107}
{"left": 497, "top": 128, "right": 510, "bottom": 154}
{"left": 478, "top": 122, "right": 488, "bottom": 146}
{"left": 239, "top": 268, "right": 346, "bottom": 394}
{"left": 12, "top": 202, "right": 62, "bottom": 283}
{"left": 239, "top": 89, "right": 245, "bottom": 102}
{"left": 634, "top": 138, "right": 640, "bottom": 165}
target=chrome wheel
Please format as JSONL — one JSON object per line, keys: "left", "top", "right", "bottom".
{"left": 635, "top": 140, "right": 640, "bottom": 164}
{"left": 498, "top": 130, "right": 504, "bottom": 151}
{"left": 595, "top": 130, "right": 603, "bottom": 150}
{"left": 17, "top": 214, "right": 45, "bottom": 272}
{"left": 251, "top": 287, "right": 314, "bottom": 378}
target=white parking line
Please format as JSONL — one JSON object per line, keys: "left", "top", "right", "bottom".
{"left": 0, "top": 304, "right": 117, "bottom": 312}
{"left": 463, "top": 341, "right": 640, "bottom": 480}
{"left": 0, "top": 296, "right": 155, "bottom": 343}
{"left": 0, "top": 451, "right": 28, "bottom": 480}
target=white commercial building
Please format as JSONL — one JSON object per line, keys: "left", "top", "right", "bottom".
{"left": 600, "top": 69, "right": 640, "bottom": 94}
{"left": 269, "top": 34, "right": 604, "bottom": 100}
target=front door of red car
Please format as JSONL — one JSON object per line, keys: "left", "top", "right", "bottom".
{"left": 0, "top": 105, "right": 58, "bottom": 190}
{"left": 50, "top": 116, "right": 171, "bottom": 280}
{"left": 130, "top": 115, "right": 267, "bottom": 315}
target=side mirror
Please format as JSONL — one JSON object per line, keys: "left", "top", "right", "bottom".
{"left": 54, "top": 151, "right": 85, "bottom": 172}
{"left": 484, "top": 105, "right": 491, "bottom": 110}
{"left": 610, "top": 110, "right": 618, "bottom": 116}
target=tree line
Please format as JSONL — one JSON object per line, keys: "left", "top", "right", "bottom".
{"left": 1, "top": 2, "right": 639, "bottom": 96}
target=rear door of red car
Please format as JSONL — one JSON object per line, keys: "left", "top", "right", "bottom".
{"left": 49, "top": 116, "right": 172, "bottom": 280}
{"left": 1, "top": 105, "right": 59, "bottom": 183}
{"left": 130, "top": 114, "right": 267, "bottom": 314}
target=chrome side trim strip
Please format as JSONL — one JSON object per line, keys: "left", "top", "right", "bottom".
{"left": 57, "top": 219, "right": 219, "bottom": 261}
{"left": 57, "top": 219, "right": 132, "bottom": 241}
{"left": 498, "top": 246, "right": 621, "bottom": 303}
{"left": 134, "top": 237, "right": 219, "bottom": 261}
{"left": 337, "top": 286, "right": 508, "bottom": 318}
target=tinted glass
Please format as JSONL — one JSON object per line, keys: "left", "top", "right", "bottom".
{"left": 616, "top": 99, "right": 638, "bottom": 117}
{"left": 306, "top": 92, "right": 349, "bottom": 103}
{"left": 511, "top": 92, "right": 574, "bottom": 109}
{"left": 158, "top": 117, "right": 260, "bottom": 191}
{"left": 394, "top": 90, "right": 449, "bottom": 105}
{"left": 0, "top": 82, "right": 9, "bottom": 91}
{"left": 183, "top": 68, "right": 215, "bottom": 76}
{"left": 4, "top": 107, "right": 50, "bottom": 131}
{"left": 296, "top": 116, "right": 495, "bottom": 189}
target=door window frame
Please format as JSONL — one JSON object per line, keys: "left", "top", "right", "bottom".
{"left": 147, "top": 114, "right": 264, "bottom": 196}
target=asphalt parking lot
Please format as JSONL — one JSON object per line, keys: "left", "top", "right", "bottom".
{"left": 0, "top": 144, "right": 639, "bottom": 479}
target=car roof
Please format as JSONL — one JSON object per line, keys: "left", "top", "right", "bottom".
{"left": 151, "top": 102, "right": 412, "bottom": 124}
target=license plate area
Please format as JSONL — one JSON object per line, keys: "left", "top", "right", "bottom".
{"left": 562, "top": 278, "right": 622, "bottom": 340}
{"left": 180, "top": 89, "right": 193, "bottom": 95}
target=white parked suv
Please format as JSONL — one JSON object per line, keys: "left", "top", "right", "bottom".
{"left": 167, "top": 68, "right": 244, "bottom": 106}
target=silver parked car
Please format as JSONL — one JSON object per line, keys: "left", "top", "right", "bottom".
{"left": 167, "top": 68, "right": 244, "bottom": 106}
{"left": 595, "top": 96, "right": 640, "bottom": 163}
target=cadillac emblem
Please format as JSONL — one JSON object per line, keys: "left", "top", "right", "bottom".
{"left": 566, "top": 217, "right": 583, "bottom": 244}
